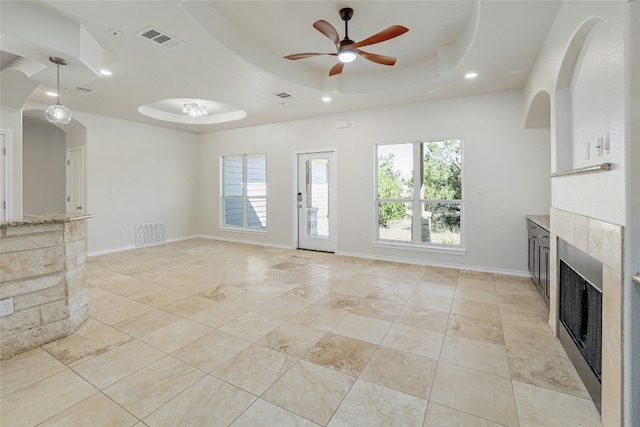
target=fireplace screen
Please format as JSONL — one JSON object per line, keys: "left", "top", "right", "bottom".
{"left": 559, "top": 260, "right": 602, "bottom": 382}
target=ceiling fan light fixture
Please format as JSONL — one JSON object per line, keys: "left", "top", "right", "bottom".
{"left": 338, "top": 49, "right": 356, "bottom": 63}
{"left": 46, "top": 57, "right": 72, "bottom": 125}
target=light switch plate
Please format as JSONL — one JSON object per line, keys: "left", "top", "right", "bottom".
{"left": 584, "top": 142, "right": 590, "bottom": 160}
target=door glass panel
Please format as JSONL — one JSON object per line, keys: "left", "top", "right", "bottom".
{"left": 305, "top": 158, "right": 329, "bottom": 238}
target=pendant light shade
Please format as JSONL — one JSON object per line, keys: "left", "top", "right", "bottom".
{"left": 45, "top": 57, "right": 72, "bottom": 125}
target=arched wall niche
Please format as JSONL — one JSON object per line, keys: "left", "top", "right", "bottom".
{"left": 524, "top": 90, "right": 551, "bottom": 129}
{"left": 553, "top": 16, "right": 604, "bottom": 173}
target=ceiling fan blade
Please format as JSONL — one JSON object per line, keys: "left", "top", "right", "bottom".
{"left": 284, "top": 52, "right": 337, "bottom": 60}
{"left": 355, "top": 49, "right": 396, "bottom": 66}
{"left": 313, "top": 20, "right": 340, "bottom": 48}
{"left": 350, "top": 25, "right": 409, "bottom": 49}
{"left": 329, "top": 62, "right": 344, "bottom": 76}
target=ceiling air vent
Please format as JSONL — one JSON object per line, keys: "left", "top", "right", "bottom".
{"left": 72, "top": 87, "right": 93, "bottom": 95}
{"left": 274, "top": 92, "right": 294, "bottom": 100}
{"left": 138, "top": 27, "right": 184, "bottom": 49}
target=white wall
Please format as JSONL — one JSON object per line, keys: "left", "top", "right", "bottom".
{"left": 22, "top": 117, "right": 66, "bottom": 213}
{"left": 525, "top": 1, "right": 637, "bottom": 425}
{"left": 199, "top": 90, "right": 550, "bottom": 275}
{"left": 0, "top": 106, "right": 23, "bottom": 219}
{"left": 74, "top": 112, "right": 200, "bottom": 254}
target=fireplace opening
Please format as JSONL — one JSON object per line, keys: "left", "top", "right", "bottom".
{"left": 557, "top": 239, "right": 603, "bottom": 412}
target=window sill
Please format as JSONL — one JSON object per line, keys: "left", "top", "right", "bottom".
{"left": 372, "top": 240, "right": 467, "bottom": 255}
{"left": 219, "top": 226, "right": 267, "bottom": 235}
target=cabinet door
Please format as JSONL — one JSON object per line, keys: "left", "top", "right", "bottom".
{"left": 541, "top": 245, "right": 550, "bottom": 301}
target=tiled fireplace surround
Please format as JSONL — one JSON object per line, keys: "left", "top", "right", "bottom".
{"left": 549, "top": 207, "right": 623, "bottom": 427}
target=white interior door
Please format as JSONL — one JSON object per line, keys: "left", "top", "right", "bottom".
{"left": 0, "top": 132, "right": 8, "bottom": 220}
{"left": 297, "top": 151, "right": 337, "bottom": 252}
{"left": 66, "top": 147, "right": 85, "bottom": 213}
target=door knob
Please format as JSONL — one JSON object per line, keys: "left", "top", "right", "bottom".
{"left": 76, "top": 206, "right": 82, "bottom": 210}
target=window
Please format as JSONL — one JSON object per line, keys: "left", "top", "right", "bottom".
{"left": 376, "top": 139, "right": 462, "bottom": 246}
{"left": 222, "top": 153, "right": 266, "bottom": 230}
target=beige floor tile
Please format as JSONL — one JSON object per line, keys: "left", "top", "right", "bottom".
{"left": 450, "top": 299, "right": 501, "bottom": 323}
{"left": 103, "top": 356, "right": 204, "bottom": 419}
{"left": 331, "top": 278, "right": 380, "bottom": 298}
{"left": 143, "top": 376, "right": 256, "bottom": 427}
{"left": 171, "top": 330, "right": 252, "bottom": 372}
{"left": 89, "top": 292, "right": 132, "bottom": 316}
{"left": 456, "top": 276, "right": 496, "bottom": 290}
{"left": 262, "top": 360, "right": 356, "bottom": 426}
{"left": 381, "top": 323, "right": 444, "bottom": 359}
{"left": 453, "top": 287, "right": 498, "bottom": 304}
{"left": 313, "top": 292, "right": 363, "bottom": 312}
{"left": 42, "top": 319, "right": 132, "bottom": 366}
{"left": 328, "top": 379, "right": 427, "bottom": 427}
{"left": 459, "top": 270, "right": 495, "bottom": 281}
{"left": 0, "top": 347, "right": 66, "bottom": 398}
{"left": 133, "top": 286, "right": 191, "bottom": 308}
{"left": 249, "top": 280, "right": 298, "bottom": 296}
{"left": 160, "top": 295, "right": 217, "bottom": 317}
{"left": 423, "top": 402, "right": 504, "bottom": 427}
{"left": 0, "top": 370, "right": 97, "bottom": 426}
{"left": 351, "top": 298, "right": 402, "bottom": 322}
{"left": 258, "top": 322, "right": 326, "bottom": 357}
{"left": 281, "top": 283, "right": 328, "bottom": 304}
{"left": 413, "top": 282, "right": 456, "bottom": 298}
{"left": 188, "top": 302, "right": 247, "bottom": 328}
{"left": 86, "top": 270, "right": 132, "bottom": 287}
{"left": 440, "top": 335, "right": 510, "bottom": 377}
{"left": 73, "top": 340, "right": 165, "bottom": 389}
{"left": 360, "top": 347, "right": 437, "bottom": 399}
{"left": 225, "top": 289, "right": 275, "bottom": 311}
{"left": 100, "top": 279, "right": 163, "bottom": 300}
{"left": 406, "top": 292, "right": 453, "bottom": 313}
{"left": 502, "top": 316, "right": 565, "bottom": 355}
{"left": 331, "top": 313, "right": 391, "bottom": 345}
{"left": 231, "top": 398, "right": 320, "bottom": 426}
{"left": 512, "top": 381, "right": 602, "bottom": 427}
{"left": 253, "top": 297, "right": 309, "bottom": 320}
{"left": 213, "top": 344, "right": 297, "bottom": 395}
{"left": 40, "top": 392, "right": 138, "bottom": 427}
{"left": 90, "top": 299, "right": 154, "bottom": 326}
{"left": 112, "top": 308, "right": 182, "bottom": 339}
{"left": 141, "top": 318, "right": 212, "bottom": 353}
{"left": 430, "top": 362, "right": 519, "bottom": 427}
{"left": 219, "top": 311, "right": 284, "bottom": 342}
{"left": 303, "top": 332, "right": 377, "bottom": 377}
{"left": 197, "top": 284, "right": 245, "bottom": 302}
{"left": 289, "top": 305, "right": 348, "bottom": 331}
{"left": 366, "top": 283, "right": 415, "bottom": 304}
{"left": 446, "top": 313, "right": 505, "bottom": 345}
{"left": 395, "top": 305, "right": 449, "bottom": 332}
{"left": 507, "top": 347, "right": 590, "bottom": 398}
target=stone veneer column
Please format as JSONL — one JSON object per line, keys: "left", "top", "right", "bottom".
{"left": 0, "top": 215, "right": 90, "bottom": 359}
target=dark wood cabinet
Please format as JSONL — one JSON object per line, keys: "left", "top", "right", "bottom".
{"left": 527, "top": 219, "right": 550, "bottom": 305}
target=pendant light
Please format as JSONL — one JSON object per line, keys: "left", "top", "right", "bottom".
{"left": 45, "top": 57, "right": 72, "bottom": 124}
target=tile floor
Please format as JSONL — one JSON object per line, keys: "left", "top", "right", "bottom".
{"left": 0, "top": 238, "right": 603, "bottom": 426}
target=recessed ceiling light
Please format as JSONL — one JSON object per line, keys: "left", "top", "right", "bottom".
{"left": 101, "top": 69, "right": 112, "bottom": 76}
{"left": 46, "top": 91, "right": 58, "bottom": 97}
{"left": 465, "top": 72, "right": 478, "bottom": 79}
{"left": 322, "top": 96, "right": 331, "bottom": 102}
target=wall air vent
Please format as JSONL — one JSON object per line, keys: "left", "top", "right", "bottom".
{"left": 72, "top": 87, "right": 93, "bottom": 95}
{"left": 138, "top": 27, "right": 184, "bottom": 49}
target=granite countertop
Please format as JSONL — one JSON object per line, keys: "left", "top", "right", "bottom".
{"left": 634, "top": 273, "right": 640, "bottom": 285}
{"left": 0, "top": 212, "right": 92, "bottom": 228}
{"left": 526, "top": 215, "right": 550, "bottom": 231}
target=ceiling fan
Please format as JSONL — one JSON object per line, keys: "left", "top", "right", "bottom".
{"left": 284, "top": 7, "right": 409, "bottom": 76}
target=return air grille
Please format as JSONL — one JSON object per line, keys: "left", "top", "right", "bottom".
{"left": 135, "top": 223, "right": 166, "bottom": 247}
{"left": 138, "top": 27, "right": 184, "bottom": 49}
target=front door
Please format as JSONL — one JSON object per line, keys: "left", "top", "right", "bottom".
{"left": 297, "top": 151, "right": 337, "bottom": 252}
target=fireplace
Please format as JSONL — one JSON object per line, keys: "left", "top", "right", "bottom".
{"left": 557, "top": 238, "right": 602, "bottom": 412}
{"left": 549, "top": 208, "right": 623, "bottom": 425}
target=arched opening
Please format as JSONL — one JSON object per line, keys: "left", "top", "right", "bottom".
{"left": 525, "top": 90, "right": 551, "bottom": 129}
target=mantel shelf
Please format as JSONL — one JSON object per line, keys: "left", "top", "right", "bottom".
{"left": 551, "top": 162, "right": 612, "bottom": 178}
